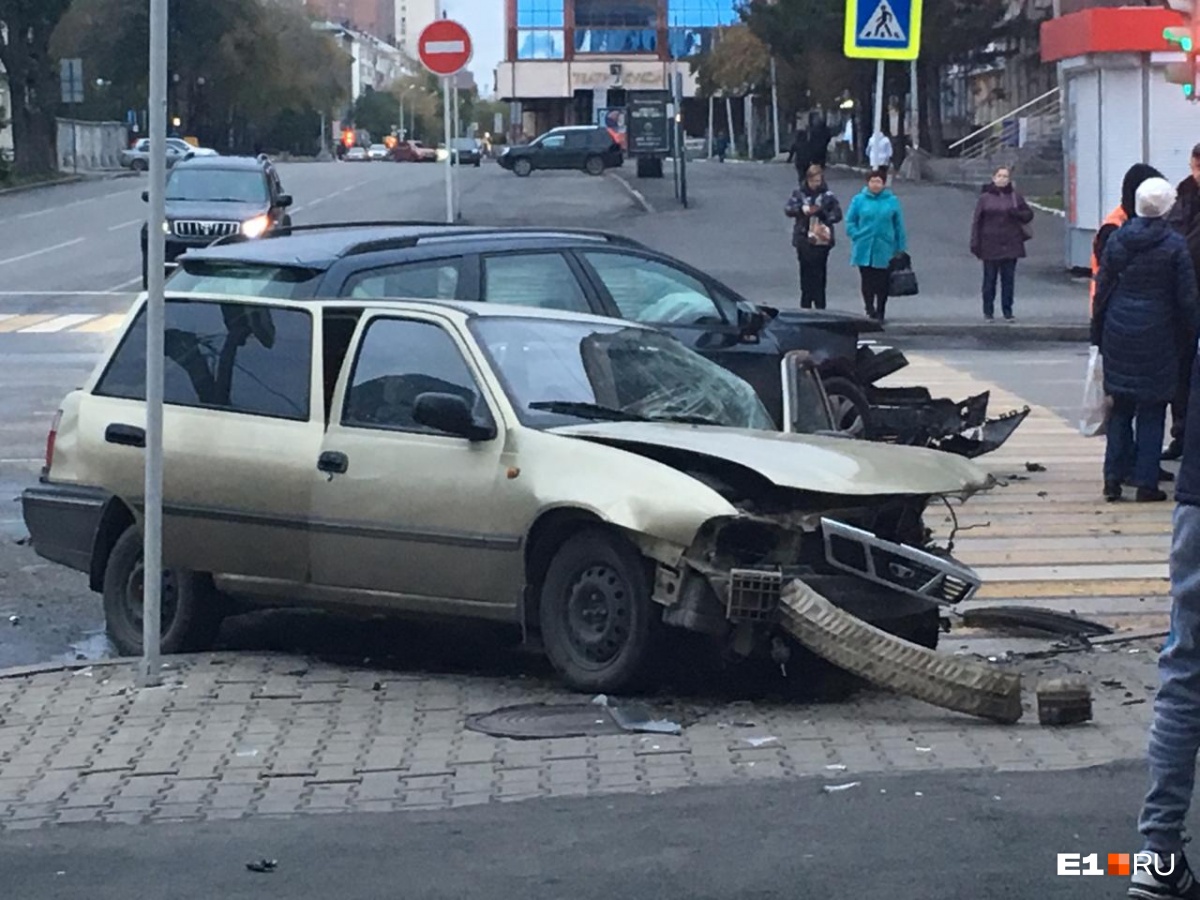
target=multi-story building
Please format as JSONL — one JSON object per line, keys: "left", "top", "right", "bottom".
{"left": 395, "top": 0, "right": 443, "bottom": 62}
{"left": 312, "top": 20, "right": 408, "bottom": 100}
{"left": 306, "top": 0, "right": 397, "bottom": 42}
{"left": 494, "top": 0, "right": 738, "bottom": 139}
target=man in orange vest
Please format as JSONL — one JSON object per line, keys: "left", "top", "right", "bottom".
{"left": 1092, "top": 164, "right": 1164, "bottom": 315}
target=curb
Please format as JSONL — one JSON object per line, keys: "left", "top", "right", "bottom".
{"left": 884, "top": 322, "right": 1089, "bottom": 342}
{"left": 0, "top": 657, "right": 131, "bottom": 681}
{"left": 607, "top": 171, "right": 656, "bottom": 214}
{"left": 0, "top": 175, "right": 83, "bottom": 196}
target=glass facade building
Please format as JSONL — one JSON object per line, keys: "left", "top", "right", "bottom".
{"left": 512, "top": 0, "right": 739, "bottom": 61}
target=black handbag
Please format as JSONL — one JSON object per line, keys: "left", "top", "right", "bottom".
{"left": 888, "top": 252, "right": 919, "bottom": 297}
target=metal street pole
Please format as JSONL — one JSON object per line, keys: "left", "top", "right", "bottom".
{"left": 873, "top": 59, "right": 885, "bottom": 139}
{"left": 141, "top": 0, "right": 168, "bottom": 689}
{"left": 452, "top": 79, "right": 461, "bottom": 221}
{"left": 770, "top": 56, "right": 781, "bottom": 158}
{"left": 724, "top": 94, "right": 735, "bottom": 158}
{"left": 443, "top": 77, "right": 453, "bottom": 223}
{"left": 707, "top": 94, "right": 714, "bottom": 158}
{"left": 910, "top": 58, "right": 920, "bottom": 151}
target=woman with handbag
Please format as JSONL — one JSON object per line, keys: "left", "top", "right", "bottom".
{"left": 846, "top": 167, "right": 908, "bottom": 322}
{"left": 1093, "top": 177, "right": 1200, "bottom": 502}
{"left": 970, "top": 166, "right": 1035, "bottom": 322}
{"left": 785, "top": 164, "right": 843, "bottom": 310}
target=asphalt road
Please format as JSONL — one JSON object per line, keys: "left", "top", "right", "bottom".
{"left": 0, "top": 763, "right": 1157, "bottom": 899}
{"left": 0, "top": 159, "right": 1089, "bottom": 670}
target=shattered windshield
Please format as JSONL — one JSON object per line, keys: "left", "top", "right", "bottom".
{"left": 469, "top": 317, "right": 775, "bottom": 431}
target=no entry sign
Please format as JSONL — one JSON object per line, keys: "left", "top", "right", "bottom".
{"left": 418, "top": 19, "right": 472, "bottom": 77}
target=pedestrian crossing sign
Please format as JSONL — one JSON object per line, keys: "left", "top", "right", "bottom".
{"left": 845, "top": 0, "right": 922, "bottom": 61}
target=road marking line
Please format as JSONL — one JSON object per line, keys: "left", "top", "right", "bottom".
{"left": 102, "top": 276, "right": 143, "bottom": 293}
{"left": 0, "top": 290, "right": 138, "bottom": 297}
{"left": 72, "top": 314, "right": 127, "bottom": 333}
{"left": 0, "top": 315, "right": 56, "bottom": 332}
{"left": 0, "top": 458, "right": 42, "bottom": 464}
{"left": 0, "top": 238, "right": 86, "bottom": 268}
{"left": 107, "top": 219, "right": 142, "bottom": 231}
{"left": 20, "top": 314, "right": 98, "bottom": 333}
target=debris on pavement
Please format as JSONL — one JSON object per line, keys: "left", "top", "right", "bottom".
{"left": 822, "top": 782, "right": 861, "bottom": 794}
{"left": 246, "top": 859, "right": 278, "bottom": 874}
{"left": 603, "top": 698, "right": 683, "bottom": 736}
{"left": 742, "top": 736, "right": 778, "bottom": 748}
{"left": 1037, "top": 677, "right": 1093, "bottom": 726}
{"left": 959, "top": 606, "right": 1113, "bottom": 639}
{"left": 779, "top": 579, "right": 1024, "bottom": 724}
{"left": 8, "top": 615, "right": 19, "bottom": 626}
{"left": 1025, "top": 462, "right": 1047, "bottom": 473}
{"left": 825, "top": 764, "right": 848, "bottom": 771}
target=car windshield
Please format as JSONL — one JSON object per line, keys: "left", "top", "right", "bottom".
{"left": 453, "top": 139, "right": 477, "bottom": 149}
{"left": 168, "top": 261, "right": 322, "bottom": 299}
{"left": 166, "top": 168, "right": 268, "bottom": 203}
{"left": 470, "top": 317, "right": 774, "bottom": 431}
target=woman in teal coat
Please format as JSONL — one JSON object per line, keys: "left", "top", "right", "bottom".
{"left": 845, "top": 168, "right": 908, "bottom": 321}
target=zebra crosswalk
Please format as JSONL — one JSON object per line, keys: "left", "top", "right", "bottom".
{"left": 0, "top": 312, "right": 128, "bottom": 335}
{"left": 897, "top": 353, "right": 1174, "bottom": 635}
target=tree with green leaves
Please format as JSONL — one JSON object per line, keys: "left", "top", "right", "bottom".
{"left": 0, "top": 0, "right": 74, "bottom": 176}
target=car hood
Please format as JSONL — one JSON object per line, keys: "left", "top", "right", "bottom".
{"left": 550, "top": 421, "right": 993, "bottom": 497}
{"left": 164, "top": 200, "right": 267, "bottom": 221}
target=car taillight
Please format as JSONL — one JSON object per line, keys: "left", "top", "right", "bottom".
{"left": 44, "top": 410, "right": 62, "bottom": 476}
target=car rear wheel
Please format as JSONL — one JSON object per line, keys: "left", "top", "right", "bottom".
{"left": 539, "top": 529, "right": 657, "bottom": 693}
{"left": 131, "top": 158, "right": 148, "bottom": 172}
{"left": 513, "top": 158, "right": 533, "bottom": 177}
{"left": 584, "top": 155, "right": 606, "bottom": 176}
{"left": 102, "top": 527, "right": 225, "bottom": 656}
{"left": 822, "top": 376, "right": 873, "bottom": 439}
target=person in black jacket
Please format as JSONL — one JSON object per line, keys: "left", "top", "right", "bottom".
{"left": 785, "top": 164, "right": 843, "bottom": 310}
{"left": 1166, "top": 144, "right": 1200, "bottom": 461}
{"left": 1093, "top": 177, "right": 1200, "bottom": 503}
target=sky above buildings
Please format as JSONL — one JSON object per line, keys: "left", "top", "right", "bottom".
{"left": 440, "top": 0, "right": 503, "bottom": 95}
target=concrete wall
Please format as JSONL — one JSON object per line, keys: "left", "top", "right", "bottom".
{"left": 57, "top": 119, "right": 128, "bottom": 171}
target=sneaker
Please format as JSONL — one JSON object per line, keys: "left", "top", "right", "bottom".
{"left": 1129, "top": 851, "right": 1200, "bottom": 899}
{"left": 1105, "top": 481, "right": 1123, "bottom": 502}
{"left": 1165, "top": 439, "right": 1185, "bottom": 462}
{"left": 1137, "top": 487, "right": 1169, "bottom": 503}
{"left": 984, "top": 315, "right": 995, "bottom": 322}
{"left": 1004, "top": 315, "right": 1016, "bottom": 323}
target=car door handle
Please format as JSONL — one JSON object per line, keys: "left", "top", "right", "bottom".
{"left": 105, "top": 424, "right": 146, "bottom": 448}
{"left": 317, "top": 451, "right": 349, "bottom": 475}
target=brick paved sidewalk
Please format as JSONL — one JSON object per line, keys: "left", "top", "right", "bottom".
{"left": 0, "top": 642, "right": 1163, "bottom": 832}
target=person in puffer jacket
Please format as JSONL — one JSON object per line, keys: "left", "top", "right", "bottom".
{"left": 1092, "top": 177, "right": 1200, "bottom": 503}
{"left": 785, "top": 164, "right": 843, "bottom": 310}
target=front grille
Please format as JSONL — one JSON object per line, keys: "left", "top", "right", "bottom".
{"left": 820, "top": 518, "right": 980, "bottom": 606}
{"left": 728, "top": 568, "right": 783, "bottom": 622}
{"left": 172, "top": 220, "right": 239, "bottom": 239}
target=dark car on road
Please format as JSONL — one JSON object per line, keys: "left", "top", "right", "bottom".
{"left": 140, "top": 154, "right": 293, "bottom": 288}
{"left": 498, "top": 126, "right": 623, "bottom": 177}
{"left": 167, "top": 223, "right": 1026, "bottom": 454}
{"left": 452, "top": 138, "right": 483, "bottom": 167}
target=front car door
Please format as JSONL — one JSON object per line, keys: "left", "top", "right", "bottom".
{"left": 308, "top": 312, "right": 522, "bottom": 617}
{"left": 85, "top": 296, "right": 323, "bottom": 581}
{"left": 534, "top": 133, "right": 568, "bottom": 169}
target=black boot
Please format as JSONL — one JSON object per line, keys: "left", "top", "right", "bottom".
{"left": 1104, "top": 481, "right": 1123, "bottom": 502}
{"left": 1164, "top": 438, "right": 1184, "bottom": 461}
{"left": 1136, "top": 487, "right": 1169, "bottom": 503}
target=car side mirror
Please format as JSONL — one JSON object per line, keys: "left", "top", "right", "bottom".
{"left": 412, "top": 392, "right": 495, "bottom": 441}
{"left": 141, "top": 190, "right": 149, "bottom": 203}
{"left": 277, "top": 194, "right": 293, "bottom": 208}
{"left": 737, "top": 305, "right": 767, "bottom": 342}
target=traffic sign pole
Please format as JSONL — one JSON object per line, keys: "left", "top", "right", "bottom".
{"left": 443, "top": 77, "right": 453, "bottom": 224}
{"left": 873, "top": 60, "right": 886, "bottom": 146}
{"left": 417, "top": 19, "right": 472, "bottom": 225}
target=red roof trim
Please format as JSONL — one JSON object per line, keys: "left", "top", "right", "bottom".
{"left": 1041, "top": 7, "right": 1187, "bottom": 64}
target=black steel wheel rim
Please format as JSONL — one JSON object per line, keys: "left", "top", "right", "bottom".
{"left": 124, "top": 560, "right": 179, "bottom": 634}
{"left": 563, "top": 564, "right": 632, "bottom": 667}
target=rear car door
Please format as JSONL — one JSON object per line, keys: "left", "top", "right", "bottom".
{"left": 574, "top": 249, "right": 782, "bottom": 408}
{"left": 336, "top": 257, "right": 468, "bottom": 300}
{"left": 562, "top": 130, "right": 592, "bottom": 169}
{"left": 308, "top": 313, "right": 521, "bottom": 612}
{"left": 480, "top": 251, "right": 594, "bottom": 313}
{"left": 86, "top": 297, "right": 323, "bottom": 581}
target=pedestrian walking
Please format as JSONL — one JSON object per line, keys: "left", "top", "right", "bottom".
{"left": 786, "top": 126, "right": 809, "bottom": 180}
{"left": 1093, "top": 177, "right": 1199, "bottom": 504}
{"left": 786, "top": 164, "right": 843, "bottom": 310}
{"left": 845, "top": 168, "right": 907, "bottom": 322}
{"left": 866, "top": 130, "right": 892, "bottom": 174}
{"left": 969, "top": 166, "right": 1034, "bottom": 321}
{"left": 807, "top": 113, "right": 831, "bottom": 169}
{"left": 1166, "top": 144, "right": 1200, "bottom": 461}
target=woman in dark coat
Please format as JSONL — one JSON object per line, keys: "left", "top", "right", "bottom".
{"left": 1093, "top": 177, "right": 1200, "bottom": 502}
{"left": 785, "top": 164, "right": 843, "bottom": 310}
{"left": 970, "top": 166, "right": 1034, "bottom": 321}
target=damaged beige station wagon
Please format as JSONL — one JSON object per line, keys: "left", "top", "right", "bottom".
{"left": 23, "top": 295, "right": 994, "bottom": 692}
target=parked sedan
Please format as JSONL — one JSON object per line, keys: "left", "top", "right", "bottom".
{"left": 22, "top": 296, "right": 989, "bottom": 692}
{"left": 120, "top": 138, "right": 217, "bottom": 172}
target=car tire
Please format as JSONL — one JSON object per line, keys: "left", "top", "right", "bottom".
{"left": 102, "top": 527, "right": 225, "bottom": 656}
{"left": 513, "top": 158, "right": 533, "bottom": 177}
{"left": 131, "top": 158, "right": 148, "bottom": 172}
{"left": 584, "top": 155, "right": 606, "bottom": 176}
{"left": 822, "top": 375, "right": 873, "bottom": 439}
{"left": 539, "top": 528, "right": 657, "bottom": 693}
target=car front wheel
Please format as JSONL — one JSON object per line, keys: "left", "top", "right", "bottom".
{"left": 822, "top": 376, "right": 873, "bottom": 439}
{"left": 131, "top": 158, "right": 148, "bottom": 172}
{"left": 102, "top": 527, "right": 225, "bottom": 656}
{"left": 584, "top": 155, "right": 605, "bottom": 176}
{"left": 513, "top": 158, "right": 533, "bottom": 177}
{"left": 539, "top": 529, "right": 657, "bottom": 693}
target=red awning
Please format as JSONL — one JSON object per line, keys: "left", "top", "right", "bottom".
{"left": 1041, "top": 7, "right": 1187, "bottom": 64}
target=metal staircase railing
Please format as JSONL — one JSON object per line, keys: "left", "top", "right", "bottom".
{"left": 947, "top": 87, "right": 1062, "bottom": 161}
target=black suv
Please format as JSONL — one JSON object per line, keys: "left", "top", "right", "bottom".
{"left": 498, "top": 126, "right": 624, "bottom": 177}
{"left": 140, "top": 154, "right": 293, "bottom": 288}
{"left": 167, "top": 224, "right": 1029, "bottom": 455}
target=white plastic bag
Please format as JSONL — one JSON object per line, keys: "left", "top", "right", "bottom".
{"left": 1079, "top": 346, "right": 1107, "bottom": 437}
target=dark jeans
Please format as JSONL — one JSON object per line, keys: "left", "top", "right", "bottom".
{"left": 1104, "top": 394, "right": 1168, "bottom": 488}
{"left": 798, "top": 247, "right": 830, "bottom": 310}
{"left": 859, "top": 266, "right": 890, "bottom": 319}
{"left": 982, "top": 259, "right": 1017, "bottom": 318}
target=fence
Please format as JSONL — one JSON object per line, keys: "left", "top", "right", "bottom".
{"left": 57, "top": 118, "right": 129, "bottom": 171}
